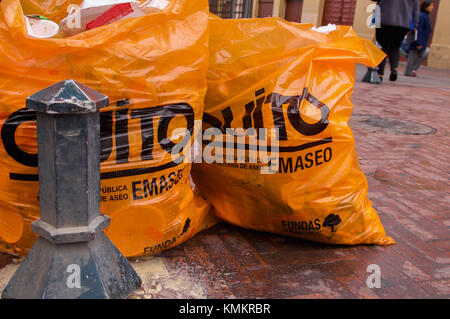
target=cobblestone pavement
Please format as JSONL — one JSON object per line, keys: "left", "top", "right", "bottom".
{"left": 1, "top": 63, "right": 449, "bottom": 299}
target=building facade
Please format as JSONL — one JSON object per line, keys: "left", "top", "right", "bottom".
{"left": 209, "top": 0, "right": 449, "bottom": 70}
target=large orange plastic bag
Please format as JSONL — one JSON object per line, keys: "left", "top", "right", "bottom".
{"left": 191, "top": 18, "right": 395, "bottom": 246}
{"left": 0, "top": 0, "right": 218, "bottom": 257}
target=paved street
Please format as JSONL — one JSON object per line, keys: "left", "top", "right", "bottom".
{"left": 0, "top": 62, "right": 449, "bottom": 299}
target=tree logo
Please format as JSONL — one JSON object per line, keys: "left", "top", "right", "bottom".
{"left": 322, "top": 214, "right": 342, "bottom": 232}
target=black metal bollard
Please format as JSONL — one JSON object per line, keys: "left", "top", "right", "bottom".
{"left": 362, "top": 67, "right": 382, "bottom": 84}
{"left": 1, "top": 80, "right": 141, "bottom": 299}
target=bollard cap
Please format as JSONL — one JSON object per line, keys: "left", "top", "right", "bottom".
{"left": 26, "top": 80, "right": 110, "bottom": 114}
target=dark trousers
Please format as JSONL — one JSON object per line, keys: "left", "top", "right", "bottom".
{"left": 376, "top": 25, "right": 410, "bottom": 75}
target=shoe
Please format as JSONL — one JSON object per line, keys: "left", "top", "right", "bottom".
{"left": 405, "top": 71, "right": 417, "bottom": 77}
{"left": 378, "top": 75, "right": 383, "bottom": 83}
{"left": 389, "top": 70, "right": 398, "bottom": 81}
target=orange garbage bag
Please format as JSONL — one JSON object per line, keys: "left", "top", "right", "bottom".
{"left": 191, "top": 18, "right": 395, "bottom": 246}
{"left": 0, "top": 0, "right": 218, "bottom": 257}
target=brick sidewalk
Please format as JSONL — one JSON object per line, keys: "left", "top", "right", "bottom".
{"left": 1, "top": 63, "right": 448, "bottom": 299}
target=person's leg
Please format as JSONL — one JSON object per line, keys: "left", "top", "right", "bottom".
{"left": 377, "top": 57, "right": 387, "bottom": 78}
{"left": 414, "top": 48, "right": 430, "bottom": 71}
{"left": 376, "top": 27, "right": 390, "bottom": 77}
{"left": 405, "top": 50, "right": 419, "bottom": 76}
{"left": 387, "top": 27, "right": 409, "bottom": 81}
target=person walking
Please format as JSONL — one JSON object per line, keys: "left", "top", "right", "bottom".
{"left": 405, "top": 0, "right": 434, "bottom": 77}
{"left": 373, "top": 0, "right": 419, "bottom": 82}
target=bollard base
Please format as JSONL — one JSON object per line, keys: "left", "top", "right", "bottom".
{"left": 1, "top": 233, "right": 141, "bottom": 299}
{"left": 2, "top": 80, "right": 141, "bottom": 299}
{"left": 362, "top": 67, "right": 382, "bottom": 84}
